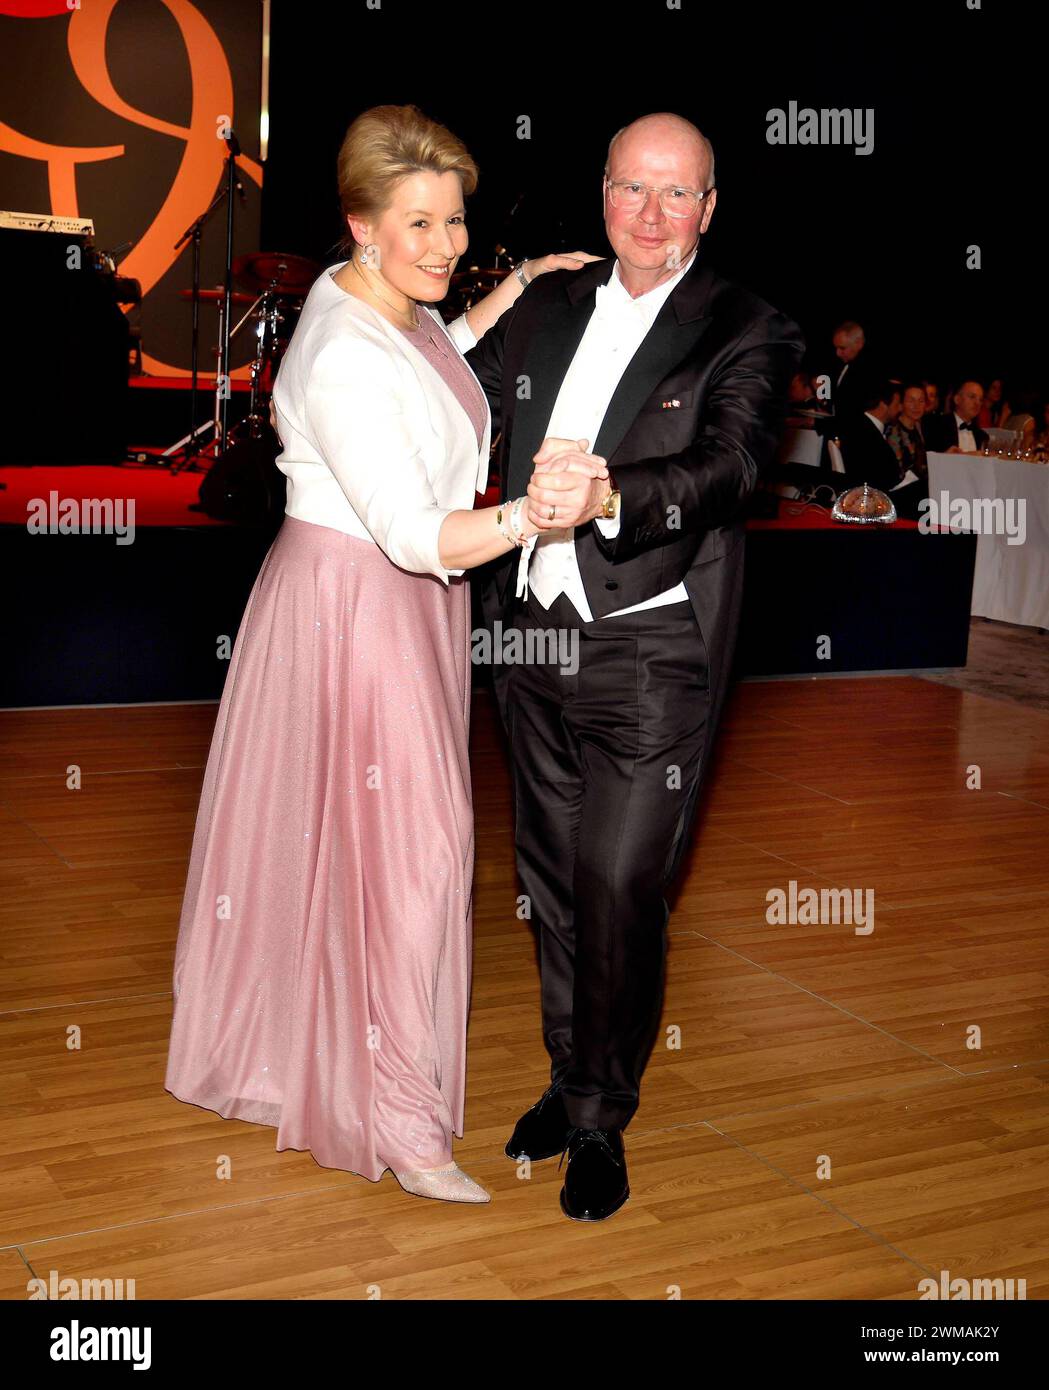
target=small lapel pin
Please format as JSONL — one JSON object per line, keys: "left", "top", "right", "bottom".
{"left": 661, "top": 399, "right": 682, "bottom": 409}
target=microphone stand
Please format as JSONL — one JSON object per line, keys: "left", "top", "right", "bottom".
{"left": 164, "top": 132, "right": 242, "bottom": 471}
{"left": 217, "top": 131, "right": 240, "bottom": 457}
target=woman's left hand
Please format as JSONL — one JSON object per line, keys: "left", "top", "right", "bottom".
{"left": 462, "top": 252, "right": 603, "bottom": 342}
{"left": 522, "top": 251, "right": 604, "bottom": 280}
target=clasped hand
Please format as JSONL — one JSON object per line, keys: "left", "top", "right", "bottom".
{"left": 526, "top": 437, "right": 610, "bottom": 531}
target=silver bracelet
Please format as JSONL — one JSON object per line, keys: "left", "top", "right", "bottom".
{"left": 514, "top": 260, "right": 532, "bottom": 289}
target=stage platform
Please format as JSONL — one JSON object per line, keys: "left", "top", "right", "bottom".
{"left": 1, "top": 469, "right": 977, "bottom": 707}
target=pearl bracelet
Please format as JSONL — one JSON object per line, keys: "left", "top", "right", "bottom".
{"left": 496, "top": 497, "right": 529, "bottom": 547}
{"left": 509, "top": 496, "right": 528, "bottom": 545}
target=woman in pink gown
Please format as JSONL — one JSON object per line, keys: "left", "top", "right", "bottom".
{"left": 164, "top": 105, "right": 602, "bottom": 1203}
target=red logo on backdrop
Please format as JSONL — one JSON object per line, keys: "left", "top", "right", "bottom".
{"left": 0, "top": 2, "right": 75, "bottom": 15}
{"left": 0, "top": 0, "right": 262, "bottom": 376}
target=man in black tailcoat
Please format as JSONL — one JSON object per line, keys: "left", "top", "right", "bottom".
{"left": 465, "top": 112, "right": 804, "bottom": 1221}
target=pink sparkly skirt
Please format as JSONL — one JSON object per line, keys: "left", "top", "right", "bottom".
{"left": 164, "top": 515, "right": 474, "bottom": 1181}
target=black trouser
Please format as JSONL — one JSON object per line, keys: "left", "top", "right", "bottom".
{"left": 506, "top": 588, "right": 711, "bottom": 1131}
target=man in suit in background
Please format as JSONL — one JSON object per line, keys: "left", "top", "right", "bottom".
{"left": 838, "top": 380, "right": 903, "bottom": 490}
{"left": 837, "top": 380, "right": 928, "bottom": 518}
{"left": 923, "top": 380, "right": 989, "bottom": 453}
{"left": 829, "top": 319, "right": 876, "bottom": 421}
{"left": 464, "top": 112, "right": 803, "bottom": 1221}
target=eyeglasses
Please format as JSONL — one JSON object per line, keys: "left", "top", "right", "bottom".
{"left": 604, "top": 178, "right": 714, "bottom": 219}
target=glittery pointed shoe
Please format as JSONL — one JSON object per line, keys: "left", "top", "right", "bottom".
{"left": 392, "top": 1162, "right": 492, "bottom": 1204}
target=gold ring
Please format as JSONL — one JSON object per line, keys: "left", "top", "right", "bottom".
{"left": 548, "top": 505, "right": 556, "bottom": 520}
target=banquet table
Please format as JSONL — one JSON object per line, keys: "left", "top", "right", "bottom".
{"left": 926, "top": 452, "right": 1049, "bottom": 629}
{"left": 739, "top": 498, "right": 976, "bottom": 676}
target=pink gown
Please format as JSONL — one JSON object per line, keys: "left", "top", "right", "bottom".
{"left": 164, "top": 308, "right": 489, "bottom": 1181}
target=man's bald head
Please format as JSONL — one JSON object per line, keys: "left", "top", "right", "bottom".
{"left": 601, "top": 112, "right": 718, "bottom": 293}
{"left": 605, "top": 113, "right": 715, "bottom": 192}
{"left": 954, "top": 380, "right": 985, "bottom": 421}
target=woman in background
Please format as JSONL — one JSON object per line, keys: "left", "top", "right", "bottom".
{"left": 1033, "top": 401, "right": 1049, "bottom": 452}
{"left": 1003, "top": 410, "right": 1036, "bottom": 452}
{"left": 885, "top": 382, "right": 928, "bottom": 479}
{"left": 977, "top": 378, "right": 1011, "bottom": 430}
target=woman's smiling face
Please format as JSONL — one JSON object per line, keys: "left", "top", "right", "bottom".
{"left": 348, "top": 170, "right": 469, "bottom": 304}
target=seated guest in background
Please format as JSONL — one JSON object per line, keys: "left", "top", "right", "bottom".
{"left": 788, "top": 369, "right": 815, "bottom": 407}
{"left": 1001, "top": 388, "right": 1042, "bottom": 451}
{"left": 811, "top": 369, "right": 832, "bottom": 409}
{"left": 787, "top": 369, "right": 809, "bottom": 402}
{"left": 838, "top": 380, "right": 902, "bottom": 490}
{"left": 1003, "top": 411, "right": 1036, "bottom": 451}
{"left": 885, "top": 382, "right": 928, "bottom": 479}
{"left": 802, "top": 369, "right": 836, "bottom": 434}
{"left": 923, "top": 380, "right": 988, "bottom": 453}
{"left": 978, "top": 378, "right": 1011, "bottom": 430}
{"left": 786, "top": 368, "right": 825, "bottom": 423}
{"left": 830, "top": 319, "right": 876, "bottom": 420}
{"left": 922, "top": 379, "right": 942, "bottom": 416}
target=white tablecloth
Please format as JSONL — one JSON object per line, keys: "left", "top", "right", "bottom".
{"left": 927, "top": 452, "right": 1049, "bottom": 629}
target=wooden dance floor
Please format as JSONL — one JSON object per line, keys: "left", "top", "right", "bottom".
{"left": 2, "top": 676, "right": 1048, "bottom": 1300}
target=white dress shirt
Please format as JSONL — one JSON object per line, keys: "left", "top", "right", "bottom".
{"left": 526, "top": 254, "right": 696, "bottom": 619}
{"left": 456, "top": 253, "right": 696, "bottom": 621}
{"left": 270, "top": 262, "right": 489, "bottom": 583}
{"left": 954, "top": 412, "right": 976, "bottom": 452}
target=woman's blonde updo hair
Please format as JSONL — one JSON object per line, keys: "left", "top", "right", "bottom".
{"left": 336, "top": 104, "right": 479, "bottom": 256}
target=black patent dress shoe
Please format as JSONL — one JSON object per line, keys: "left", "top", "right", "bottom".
{"left": 558, "top": 1127, "right": 629, "bottom": 1221}
{"left": 505, "top": 1080, "right": 572, "bottom": 1161}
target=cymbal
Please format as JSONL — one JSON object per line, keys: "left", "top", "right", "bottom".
{"left": 233, "top": 251, "right": 320, "bottom": 295}
{"left": 450, "top": 266, "right": 510, "bottom": 288}
{"left": 179, "top": 288, "right": 254, "bottom": 304}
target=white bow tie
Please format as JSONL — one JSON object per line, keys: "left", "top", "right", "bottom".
{"left": 593, "top": 279, "right": 650, "bottom": 326}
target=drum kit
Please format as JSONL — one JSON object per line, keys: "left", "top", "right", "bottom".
{"left": 165, "top": 249, "right": 319, "bottom": 471}
{"left": 445, "top": 244, "right": 513, "bottom": 311}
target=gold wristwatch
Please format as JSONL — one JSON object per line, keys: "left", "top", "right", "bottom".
{"left": 601, "top": 481, "right": 621, "bottom": 520}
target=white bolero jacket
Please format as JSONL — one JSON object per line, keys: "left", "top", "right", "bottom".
{"left": 270, "top": 260, "right": 491, "bottom": 583}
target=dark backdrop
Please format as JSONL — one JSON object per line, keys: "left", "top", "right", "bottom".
{"left": 260, "top": 0, "right": 1046, "bottom": 398}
